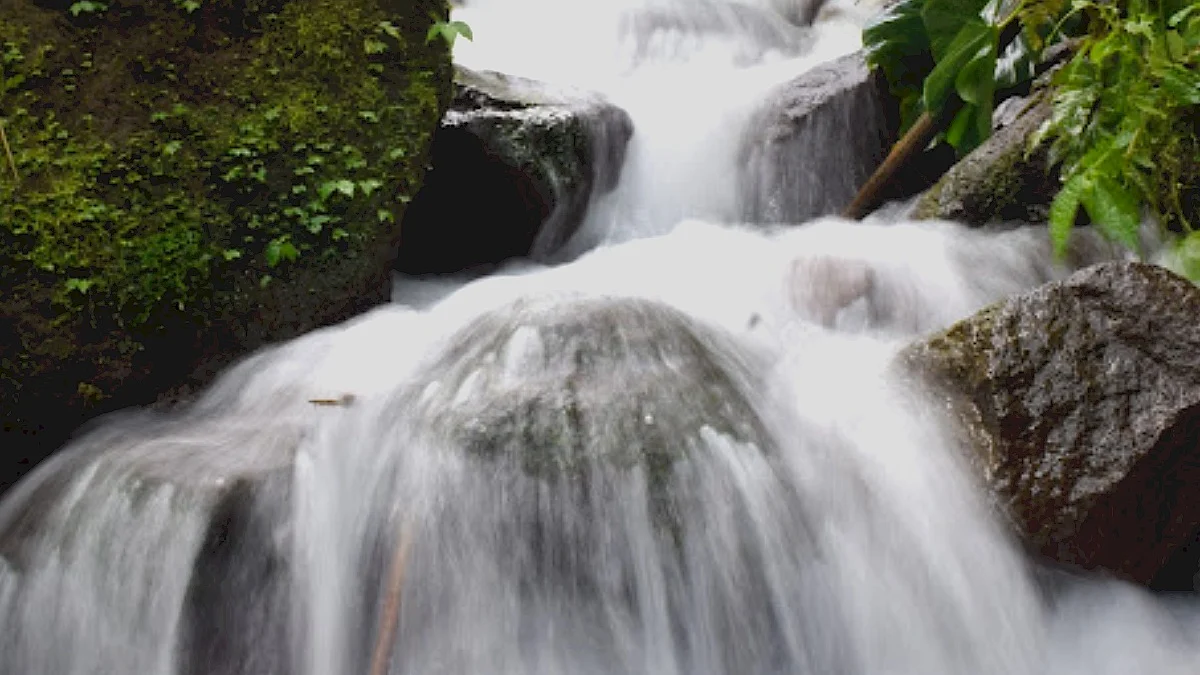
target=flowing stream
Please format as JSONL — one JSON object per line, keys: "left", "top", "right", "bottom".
{"left": 3, "top": 1, "right": 1200, "bottom": 674}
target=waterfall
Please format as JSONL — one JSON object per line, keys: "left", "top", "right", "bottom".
{"left": 3, "top": 1, "right": 1200, "bottom": 674}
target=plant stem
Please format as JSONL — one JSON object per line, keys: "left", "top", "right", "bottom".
{"left": 0, "top": 119, "right": 17, "bottom": 185}
{"left": 843, "top": 111, "right": 941, "bottom": 219}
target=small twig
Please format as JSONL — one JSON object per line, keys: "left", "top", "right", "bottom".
{"left": 368, "top": 521, "right": 414, "bottom": 675}
{"left": 308, "top": 393, "right": 357, "bottom": 407}
{"left": 0, "top": 119, "right": 17, "bottom": 185}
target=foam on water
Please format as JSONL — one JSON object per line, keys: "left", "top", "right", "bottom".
{"left": 2, "top": 0, "right": 1199, "bottom": 672}
{"left": 3, "top": 219, "right": 1198, "bottom": 674}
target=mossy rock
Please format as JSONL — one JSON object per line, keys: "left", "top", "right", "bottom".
{"left": 900, "top": 262, "right": 1200, "bottom": 587}
{"left": 911, "top": 93, "right": 1059, "bottom": 225}
{"left": 0, "top": 0, "right": 453, "bottom": 491}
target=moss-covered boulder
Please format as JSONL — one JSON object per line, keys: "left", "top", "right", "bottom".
{"left": 911, "top": 93, "right": 1059, "bottom": 225}
{"left": 900, "top": 262, "right": 1200, "bottom": 588}
{"left": 0, "top": 0, "right": 453, "bottom": 491}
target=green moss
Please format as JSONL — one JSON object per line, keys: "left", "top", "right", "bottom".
{"left": 0, "top": 0, "right": 450, "bottom": 428}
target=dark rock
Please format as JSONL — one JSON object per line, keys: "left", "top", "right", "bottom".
{"left": 912, "top": 93, "right": 1060, "bottom": 224}
{"left": 901, "top": 262, "right": 1200, "bottom": 586}
{"left": 737, "top": 51, "right": 907, "bottom": 223}
{"left": 0, "top": 0, "right": 453, "bottom": 495}
{"left": 397, "top": 67, "right": 634, "bottom": 275}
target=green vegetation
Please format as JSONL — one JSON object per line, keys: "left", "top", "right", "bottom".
{"left": 0, "top": 0, "right": 451, "bottom": 423}
{"left": 864, "top": 0, "right": 1200, "bottom": 269}
{"left": 426, "top": 17, "right": 473, "bottom": 48}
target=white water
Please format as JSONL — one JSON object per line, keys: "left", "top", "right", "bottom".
{"left": 3, "top": 1, "right": 1200, "bottom": 674}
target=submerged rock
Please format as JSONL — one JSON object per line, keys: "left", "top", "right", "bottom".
{"left": 737, "top": 51, "right": 900, "bottom": 223}
{"left": 0, "top": 408, "right": 299, "bottom": 675}
{"left": 0, "top": 0, "right": 453, "bottom": 493}
{"left": 408, "top": 295, "right": 771, "bottom": 474}
{"left": 397, "top": 67, "right": 634, "bottom": 275}
{"left": 902, "top": 262, "right": 1200, "bottom": 587}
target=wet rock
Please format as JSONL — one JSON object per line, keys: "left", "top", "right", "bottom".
{"left": 901, "top": 262, "right": 1200, "bottom": 586}
{"left": 398, "top": 67, "right": 634, "bottom": 275}
{"left": 912, "top": 94, "right": 1059, "bottom": 225}
{"left": 0, "top": 411, "right": 299, "bottom": 675}
{"left": 737, "top": 51, "right": 901, "bottom": 223}
{"left": 409, "top": 296, "right": 771, "bottom": 473}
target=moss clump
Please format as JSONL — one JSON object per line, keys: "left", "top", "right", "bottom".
{"left": 0, "top": 0, "right": 452, "bottom": 483}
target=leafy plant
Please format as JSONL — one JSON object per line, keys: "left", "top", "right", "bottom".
{"left": 426, "top": 19, "right": 473, "bottom": 48}
{"left": 1037, "top": 0, "right": 1200, "bottom": 256}
{"left": 864, "top": 0, "right": 1200, "bottom": 270}
{"left": 864, "top": 0, "right": 1009, "bottom": 153}
{"left": 68, "top": 1, "right": 108, "bottom": 16}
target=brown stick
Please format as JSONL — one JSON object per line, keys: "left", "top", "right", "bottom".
{"left": 0, "top": 119, "right": 17, "bottom": 185}
{"left": 844, "top": 19, "right": 1031, "bottom": 220}
{"left": 368, "top": 522, "right": 414, "bottom": 675}
{"left": 842, "top": 111, "right": 939, "bottom": 219}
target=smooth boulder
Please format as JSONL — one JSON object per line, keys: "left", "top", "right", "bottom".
{"left": 901, "top": 262, "right": 1200, "bottom": 587}
{"left": 737, "top": 51, "right": 903, "bottom": 223}
{"left": 397, "top": 67, "right": 634, "bottom": 275}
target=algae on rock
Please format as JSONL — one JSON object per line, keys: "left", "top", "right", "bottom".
{"left": 0, "top": 0, "right": 453, "bottom": 491}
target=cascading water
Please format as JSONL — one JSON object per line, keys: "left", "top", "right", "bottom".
{"left": 3, "top": 1, "right": 1200, "bottom": 674}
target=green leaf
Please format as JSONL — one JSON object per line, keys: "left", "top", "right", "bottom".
{"left": 1174, "top": 230, "right": 1200, "bottom": 282}
{"left": 863, "top": 0, "right": 934, "bottom": 119}
{"left": 222, "top": 249, "right": 242, "bottom": 261}
{"left": 944, "top": 104, "right": 975, "bottom": 149}
{"left": 162, "top": 140, "right": 183, "bottom": 156}
{"left": 306, "top": 214, "right": 333, "bottom": 234}
{"left": 864, "top": 0, "right": 928, "bottom": 67}
{"left": 332, "top": 228, "right": 350, "bottom": 241}
{"left": 922, "top": 0, "right": 990, "bottom": 61}
{"left": 426, "top": 20, "right": 474, "bottom": 47}
{"left": 377, "top": 21, "right": 402, "bottom": 40}
{"left": 377, "top": 208, "right": 394, "bottom": 223}
{"left": 358, "top": 179, "right": 383, "bottom": 196}
{"left": 923, "top": 19, "right": 998, "bottom": 116}
{"left": 69, "top": 1, "right": 108, "bottom": 16}
{"left": 1170, "top": 4, "right": 1200, "bottom": 27}
{"left": 448, "top": 21, "right": 473, "bottom": 41}
{"left": 1049, "top": 172, "right": 1087, "bottom": 257}
{"left": 65, "top": 278, "right": 94, "bottom": 294}
{"left": 265, "top": 238, "right": 299, "bottom": 268}
{"left": 954, "top": 37, "right": 996, "bottom": 107}
{"left": 1159, "top": 65, "right": 1200, "bottom": 105}
{"left": 334, "top": 179, "right": 355, "bottom": 198}
{"left": 1081, "top": 175, "right": 1142, "bottom": 252}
